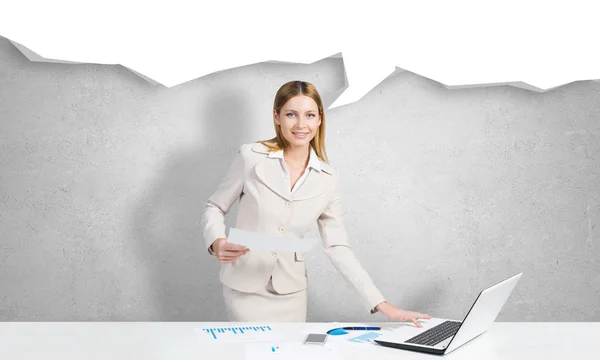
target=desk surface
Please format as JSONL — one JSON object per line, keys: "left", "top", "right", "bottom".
{"left": 0, "top": 322, "right": 596, "bottom": 359}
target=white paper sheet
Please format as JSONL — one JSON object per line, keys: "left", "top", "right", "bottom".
{"left": 227, "top": 227, "right": 318, "bottom": 252}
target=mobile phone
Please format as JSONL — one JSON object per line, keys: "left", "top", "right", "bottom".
{"left": 303, "top": 333, "right": 328, "bottom": 345}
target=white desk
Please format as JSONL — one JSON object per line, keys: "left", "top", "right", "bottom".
{"left": 0, "top": 322, "right": 596, "bottom": 359}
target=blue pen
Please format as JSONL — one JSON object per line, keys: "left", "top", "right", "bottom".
{"left": 326, "top": 326, "right": 381, "bottom": 335}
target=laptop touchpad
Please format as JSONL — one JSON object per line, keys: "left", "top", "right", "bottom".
{"left": 378, "top": 318, "right": 447, "bottom": 342}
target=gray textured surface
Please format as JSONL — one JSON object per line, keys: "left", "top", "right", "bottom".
{"left": 1, "top": 35, "right": 598, "bottom": 322}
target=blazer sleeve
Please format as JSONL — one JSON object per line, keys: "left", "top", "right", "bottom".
{"left": 317, "top": 174, "right": 387, "bottom": 314}
{"left": 201, "top": 145, "right": 247, "bottom": 255}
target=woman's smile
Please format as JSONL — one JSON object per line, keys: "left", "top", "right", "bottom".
{"left": 292, "top": 131, "right": 308, "bottom": 139}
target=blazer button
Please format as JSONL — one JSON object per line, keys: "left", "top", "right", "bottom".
{"left": 278, "top": 227, "right": 285, "bottom": 233}
{"left": 285, "top": 202, "right": 291, "bottom": 208}
{"left": 271, "top": 251, "right": 277, "bottom": 257}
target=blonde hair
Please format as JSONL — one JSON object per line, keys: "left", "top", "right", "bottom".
{"left": 258, "top": 80, "right": 329, "bottom": 163}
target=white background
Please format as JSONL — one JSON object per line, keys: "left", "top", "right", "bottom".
{"left": 1, "top": 0, "right": 598, "bottom": 107}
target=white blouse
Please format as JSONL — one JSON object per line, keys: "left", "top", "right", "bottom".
{"left": 267, "top": 146, "right": 322, "bottom": 194}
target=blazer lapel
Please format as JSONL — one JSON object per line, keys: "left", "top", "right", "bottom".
{"left": 250, "top": 141, "right": 334, "bottom": 202}
{"left": 292, "top": 169, "right": 326, "bottom": 201}
{"left": 254, "top": 158, "right": 293, "bottom": 201}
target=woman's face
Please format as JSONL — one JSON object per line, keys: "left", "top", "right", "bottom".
{"left": 274, "top": 95, "right": 321, "bottom": 149}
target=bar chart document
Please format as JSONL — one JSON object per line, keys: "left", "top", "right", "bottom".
{"left": 196, "top": 325, "right": 285, "bottom": 343}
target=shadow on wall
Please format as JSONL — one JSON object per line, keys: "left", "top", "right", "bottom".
{"left": 129, "top": 85, "right": 249, "bottom": 321}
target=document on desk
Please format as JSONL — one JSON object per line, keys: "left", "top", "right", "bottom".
{"left": 227, "top": 228, "right": 319, "bottom": 252}
{"left": 196, "top": 325, "right": 285, "bottom": 343}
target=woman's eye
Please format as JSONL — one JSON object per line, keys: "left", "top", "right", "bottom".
{"left": 287, "top": 113, "right": 295, "bottom": 117}
{"left": 308, "top": 113, "right": 315, "bottom": 117}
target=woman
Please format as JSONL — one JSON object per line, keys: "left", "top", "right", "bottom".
{"left": 201, "top": 80, "right": 430, "bottom": 326}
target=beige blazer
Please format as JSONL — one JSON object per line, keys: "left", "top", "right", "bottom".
{"left": 201, "top": 142, "right": 386, "bottom": 313}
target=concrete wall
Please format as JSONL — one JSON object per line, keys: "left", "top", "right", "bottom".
{"left": 1, "top": 35, "right": 598, "bottom": 322}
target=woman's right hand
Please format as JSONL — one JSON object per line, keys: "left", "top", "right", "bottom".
{"left": 211, "top": 238, "right": 249, "bottom": 264}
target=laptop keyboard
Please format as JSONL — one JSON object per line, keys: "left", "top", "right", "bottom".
{"left": 405, "top": 320, "right": 461, "bottom": 346}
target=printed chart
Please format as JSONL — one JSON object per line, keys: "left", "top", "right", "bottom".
{"left": 346, "top": 331, "right": 383, "bottom": 343}
{"left": 196, "top": 325, "right": 284, "bottom": 343}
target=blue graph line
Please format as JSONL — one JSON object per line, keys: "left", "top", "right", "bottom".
{"left": 202, "top": 325, "right": 274, "bottom": 340}
{"left": 347, "top": 332, "right": 382, "bottom": 343}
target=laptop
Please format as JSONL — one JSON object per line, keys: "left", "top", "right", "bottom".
{"left": 373, "top": 272, "right": 522, "bottom": 355}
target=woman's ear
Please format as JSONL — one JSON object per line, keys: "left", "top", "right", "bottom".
{"left": 273, "top": 109, "right": 280, "bottom": 125}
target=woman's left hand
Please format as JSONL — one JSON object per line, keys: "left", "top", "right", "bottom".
{"left": 376, "top": 302, "right": 432, "bottom": 328}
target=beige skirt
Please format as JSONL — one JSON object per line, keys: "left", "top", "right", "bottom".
{"left": 222, "top": 277, "right": 307, "bottom": 322}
